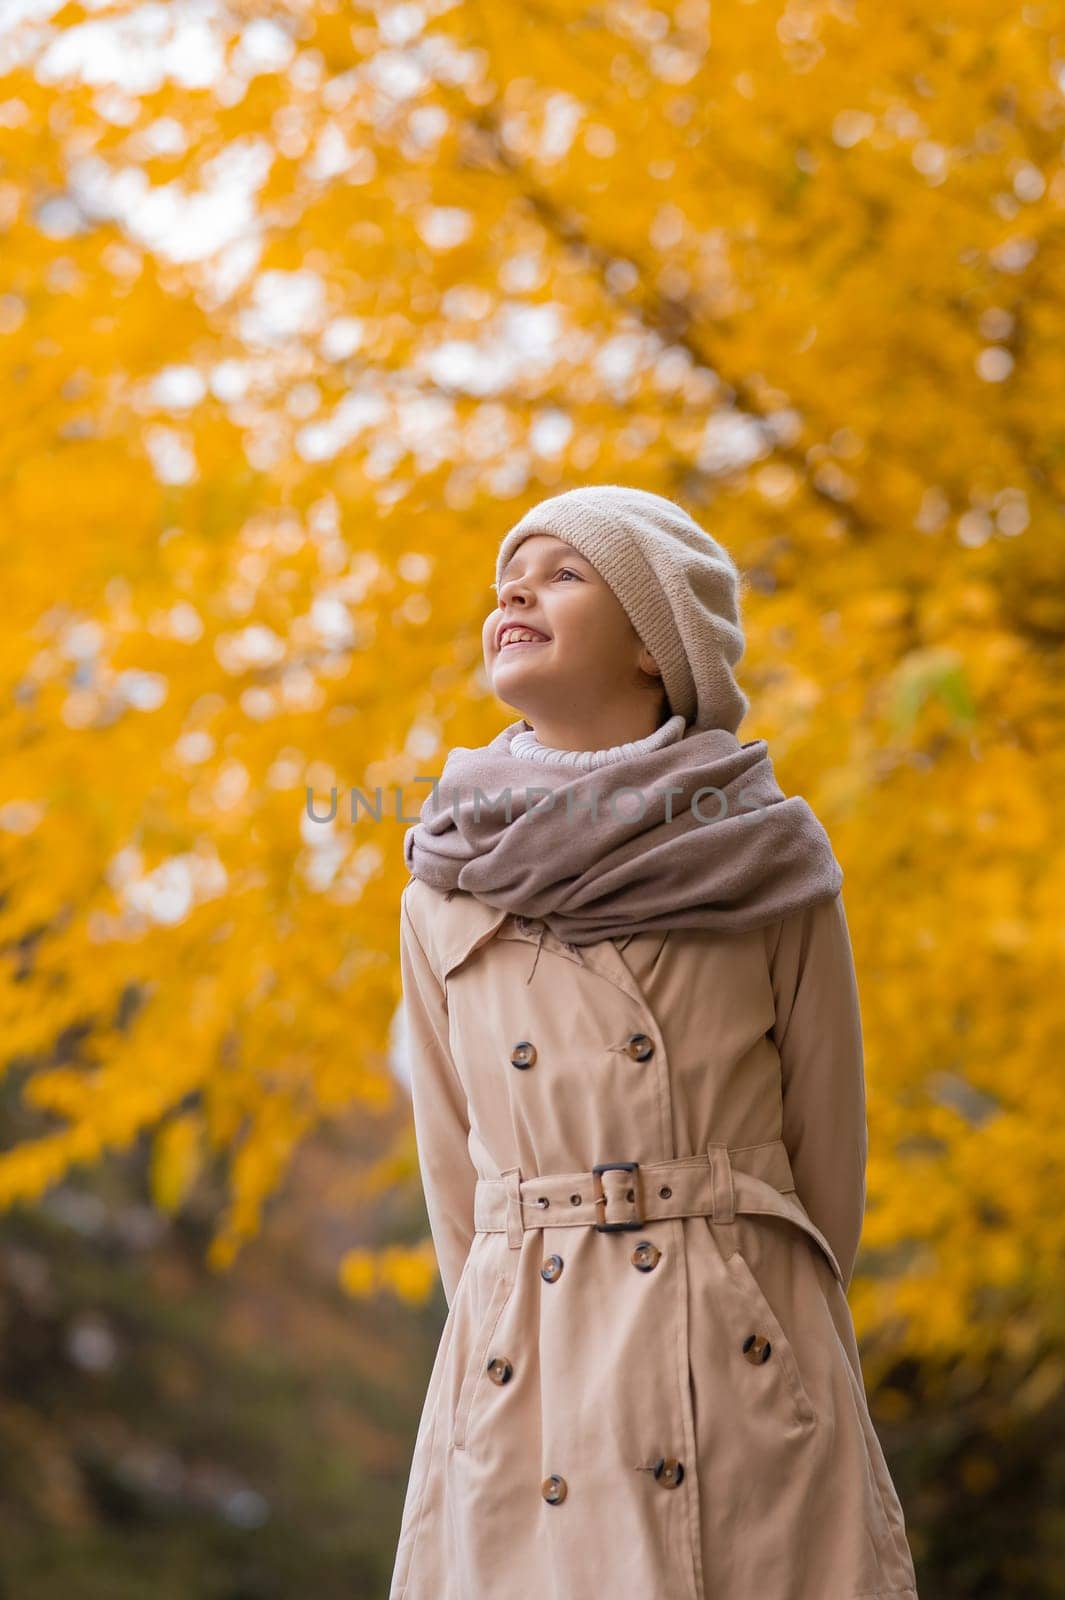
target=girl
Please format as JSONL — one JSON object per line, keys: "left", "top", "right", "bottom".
{"left": 390, "top": 485, "right": 919, "bottom": 1600}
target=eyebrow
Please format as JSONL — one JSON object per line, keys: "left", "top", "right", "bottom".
{"left": 499, "top": 547, "right": 592, "bottom": 582}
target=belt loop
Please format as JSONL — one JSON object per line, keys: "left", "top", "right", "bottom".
{"left": 501, "top": 1166, "right": 524, "bottom": 1249}
{"left": 706, "top": 1142, "right": 735, "bottom": 1224}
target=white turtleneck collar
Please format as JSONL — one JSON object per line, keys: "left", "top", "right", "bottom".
{"left": 509, "top": 711, "right": 688, "bottom": 770}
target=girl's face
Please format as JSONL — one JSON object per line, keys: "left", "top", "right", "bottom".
{"left": 481, "top": 533, "right": 662, "bottom": 730}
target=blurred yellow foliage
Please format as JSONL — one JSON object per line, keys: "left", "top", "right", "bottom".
{"left": 0, "top": 1, "right": 1062, "bottom": 1376}
{"left": 149, "top": 1108, "right": 206, "bottom": 1214}
{"left": 340, "top": 1239, "right": 438, "bottom": 1308}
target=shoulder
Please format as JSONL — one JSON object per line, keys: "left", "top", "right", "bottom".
{"left": 400, "top": 875, "right": 447, "bottom": 956}
{"left": 761, "top": 888, "right": 849, "bottom": 969}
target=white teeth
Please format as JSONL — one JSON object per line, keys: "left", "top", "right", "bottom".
{"left": 500, "top": 628, "right": 546, "bottom": 646}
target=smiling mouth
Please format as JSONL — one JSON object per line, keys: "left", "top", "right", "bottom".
{"left": 497, "top": 630, "right": 550, "bottom": 649}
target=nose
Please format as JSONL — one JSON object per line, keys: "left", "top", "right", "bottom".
{"left": 497, "top": 575, "right": 531, "bottom": 609}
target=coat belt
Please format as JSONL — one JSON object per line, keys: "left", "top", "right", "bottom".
{"left": 472, "top": 1137, "right": 844, "bottom": 1287}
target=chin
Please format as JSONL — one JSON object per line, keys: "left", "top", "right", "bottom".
{"left": 491, "top": 660, "right": 546, "bottom": 695}
{"left": 490, "top": 676, "right": 538, "bottom": 720}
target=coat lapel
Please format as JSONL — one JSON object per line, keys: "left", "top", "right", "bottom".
{"left": 434, "top": 890, "right": 510, "bottom": 980}
{"left": 414, "top": 877, "right": 660, "bottom": 1012}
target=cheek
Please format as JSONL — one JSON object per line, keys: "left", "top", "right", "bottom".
{"left": 561, "top": 607, "right": 628, "bottom": 670}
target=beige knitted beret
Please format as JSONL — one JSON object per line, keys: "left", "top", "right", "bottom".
{"left": 495, "top": 484, "right": 749, "bottom": 735}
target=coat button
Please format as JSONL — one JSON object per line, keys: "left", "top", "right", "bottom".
{"left": 624, "top": 1033, "right": 654, "bottom": 1061}
{"left": 631, "top": 1240, "right": 661, "bottom": 1272}
{"left": 510, "top": 1040, "right": 537, "bottom": 1069}
{"left": 486, "top": 1356, "right": 513, "bottom": 1385}
{"left": 542, "top": 1473, "right": 567, "bottom": 1504}
{"left": 742, "top": 1333, "right": 772, "bottom": 1364}
{"left": 652, "top": 1456, "right": 684, "bottom": 1488}
{"left": 541, "top": 1253, "right": 564, "bottom": 1283}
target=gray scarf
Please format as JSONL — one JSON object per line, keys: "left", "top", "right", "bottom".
{"left": 403, "top": 718, "right": 842, "bottom": 945}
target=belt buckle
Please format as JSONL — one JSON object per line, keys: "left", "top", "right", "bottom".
{"left": 592, "top": 1161, "right": 644, "bottom": 1231}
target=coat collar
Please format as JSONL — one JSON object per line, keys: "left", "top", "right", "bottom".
{"left": 428, "top": 887, "right": 511, "bottom": 980}
{"left": 410, "top": 879, "right": 650, "bottom": 1008}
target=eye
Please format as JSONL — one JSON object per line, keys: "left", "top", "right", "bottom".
{"left": 556, "top": 568, "right": 581, "bottom": 581}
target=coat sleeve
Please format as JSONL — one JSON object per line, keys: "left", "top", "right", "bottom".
{"left": 399, "top": 886, "right": 477, "bottom": 1309}
{"left": 766, "top": 890, "right": 869, "bottom": 1293}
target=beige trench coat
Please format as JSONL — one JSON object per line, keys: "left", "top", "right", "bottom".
{"left": 389, "top": 875, "right": 919, "bottom": 1600}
